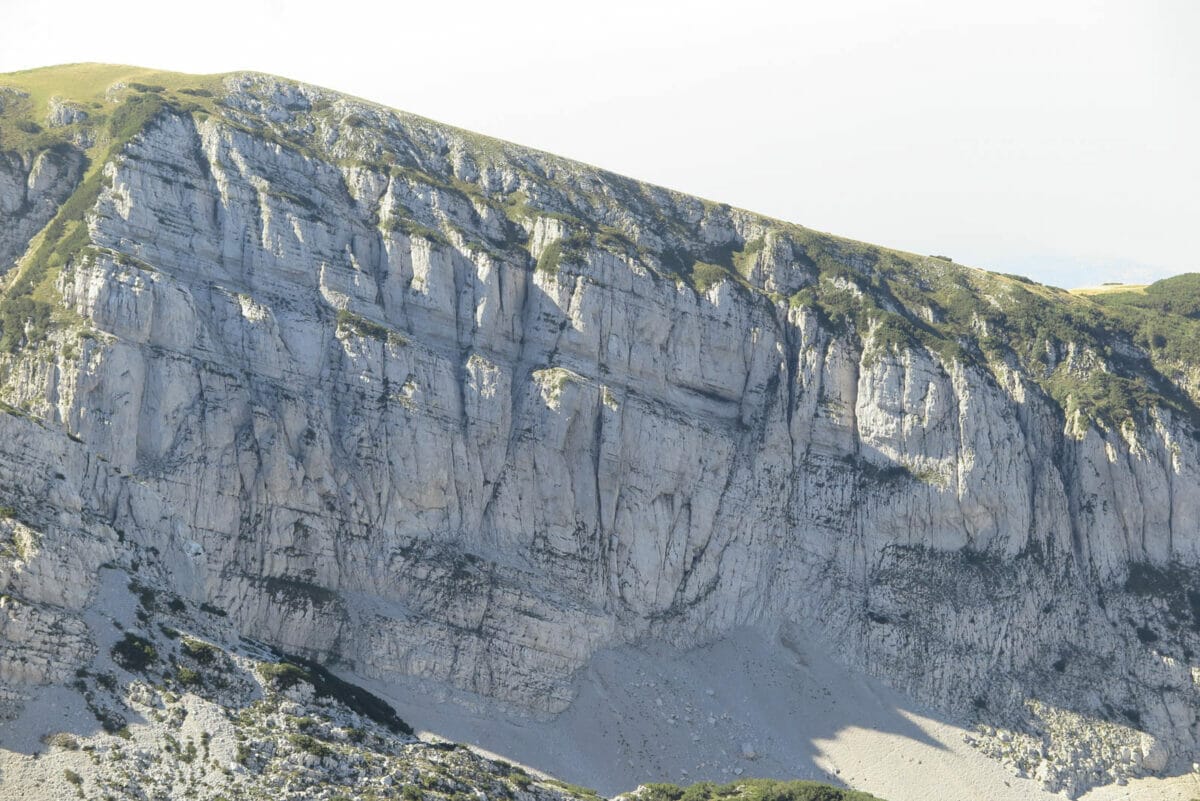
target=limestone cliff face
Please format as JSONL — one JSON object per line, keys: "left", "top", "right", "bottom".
{"left": 0, "top": 146, "right": 85, "bottom": 273}
{"left": 2, "top": 69, "right": 1200, "bottom": 795}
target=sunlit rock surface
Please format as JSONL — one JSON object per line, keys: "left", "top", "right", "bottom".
{"left": 3, "top": 68, "right": 1200, "bottom": 798}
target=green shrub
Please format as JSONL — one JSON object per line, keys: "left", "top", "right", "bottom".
{"left": 257, "top": 661, "right": 312, "bottom": 689}
{"left": 0, "top": 297, "right": 53, "bottom": 352}
{"left": 180, "top": 637, "right": 220, "bottom": 664}
{"left": 286, "top": 732, "right": 332, "bottom": 758}
{"left": 536, "top": 240, "right": 563, "bottom": 276}
{"left": 199, "top": 602, "right": 227, "bottom": 617}
{"left": 691, "top": 261, "right": 730, "bottom": 293}
{"left": 111, "top": 633, "right": 157, "bottom": 672}
{"left": 545, "top": 779, "right": 601, "bottom": 799}
{"left": 394, "top": 218, "right": 448, "bottom": 245}
{"left": 293, "top": 716, "right": 318, "bottom": 732}
{"left": 129, "top": 581, "right": 156, "bottom": 611}
{"left": 638, "top": 779, "right": 884, "bottom": 801}
{"left": 44, "top": 732, "right": 80, "bottom": 750}
{"left": 63, "top": 768, "right": 83, "bottom": 786}
{"left": 336, "top": 309, "right": 390, "bottom": 342}
{"left": 175, "top": 665, "right": 202, "bottom": 687}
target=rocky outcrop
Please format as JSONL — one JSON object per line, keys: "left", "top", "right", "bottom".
{"left": 2, "top": 68, "right": 1200, "bottom": 797}
{"left": 0, "top": 144, "right": 85, "bottom": 273}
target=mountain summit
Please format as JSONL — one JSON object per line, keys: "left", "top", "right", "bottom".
{"left": 1, "top": 64, "right": 1199, "bottom": 800}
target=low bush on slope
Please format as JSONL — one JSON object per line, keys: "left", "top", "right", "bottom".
{"left": 634, "top": 779, "right": 884, "bottom": 801}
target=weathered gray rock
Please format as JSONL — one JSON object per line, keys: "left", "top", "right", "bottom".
{"left": 46, "top": 96, "right": 87, "bottom": 127}
{"left": 0, "top": 147, "right": 85, "bottom": 274}
{"left": 1, "top": 71, "right": 1199, "bottom": 797}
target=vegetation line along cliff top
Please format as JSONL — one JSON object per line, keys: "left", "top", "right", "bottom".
{"left": 1, "top": 63, "right": 1196, "bottom": 436}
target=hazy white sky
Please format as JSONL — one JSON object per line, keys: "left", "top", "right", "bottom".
{"left": 1, "top": 0, "right": 1196, "bottom": 287}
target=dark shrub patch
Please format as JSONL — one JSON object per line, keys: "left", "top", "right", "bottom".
{"left": 129, "top": 581, "right": 156, "bottom": 610}
{"left": 257, "top": 661, "right": 312, "bottom": 690}
{"left": 286, "top": 732, "right": 332, "bottom": 758}
{"left": 1135, "top": 625, "right": 1160, "bottom": 644}
{"left": 181, "top": 637, "right": 220, "bottom": 665}
{"left": 199, "top": 602, "right": 227, "bottom": 617}
{"left": 176, "top": 665, "right": 202, "bottom": 687}
{"left": 638, "top": 779, "right": 884, "bottom": 801}
{"left": 111, "top": 633, "right": 157, "bottom": 672}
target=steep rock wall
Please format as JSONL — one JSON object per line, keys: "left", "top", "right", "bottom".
{"left": 1, "top": 73, "right": 1199, "bottom": 795}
